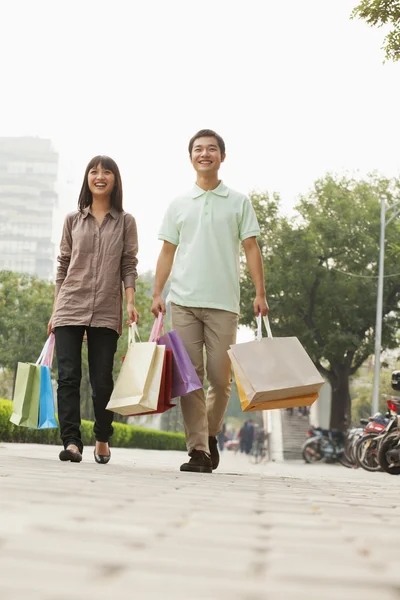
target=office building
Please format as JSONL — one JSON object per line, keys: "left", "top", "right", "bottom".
{"left": 0, "top": 137, "right": 58, "bottom": 279}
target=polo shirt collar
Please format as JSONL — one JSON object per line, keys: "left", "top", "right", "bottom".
{"left": 191, "top": 181, "right": 229, "bottom": 199}
{"left": 82, "top": 206, "right": 119, "bottom": 219}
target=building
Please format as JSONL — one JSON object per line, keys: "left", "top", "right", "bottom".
{"left": 0, "top": 137, "right": 58, "bottom": 279}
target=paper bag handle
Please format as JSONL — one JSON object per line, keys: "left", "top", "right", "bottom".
{"left": 36, "top": 333, "right": 55, "bottom": 366}
{"left": 128, "top": 323, "right": 141, "bottom": 346}
{"left": 149, "top": 312, "right": 164, "bottom": 342}
{"left": 256, "top": 314, "right": 272, "bottom": 341}
{"left": 42, "top": 333, "right": 55, "bottom": 367}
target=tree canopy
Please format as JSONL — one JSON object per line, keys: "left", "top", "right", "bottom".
{"left": 240, "top": 173, "right": 400, "bottom": 429}
{"left": 352, "top": 0, "right": 400, "bottom": 61}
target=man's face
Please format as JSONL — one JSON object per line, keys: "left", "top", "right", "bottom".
{"left": 190, "top": 136, "right": 225, "bottom": 175}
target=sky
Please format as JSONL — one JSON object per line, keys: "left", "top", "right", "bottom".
{"left": 2, "top": 0, "right": 399, "bottom": 282}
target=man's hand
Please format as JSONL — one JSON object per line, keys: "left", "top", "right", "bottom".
{"left": 151, "top": 294, "right": 166, "bottom": 317}
{"left": 254, "top": 295, "right": 269, "bottom": 317}
{"left": 126, "top": 302, "right": 139, "bottom": 326}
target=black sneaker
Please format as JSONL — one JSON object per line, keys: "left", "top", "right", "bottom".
{"left": 180, "top": 449, "right": 213, "bottom": 473}
{"left": 208, "top": 436, "right": 220, "bottom": 470}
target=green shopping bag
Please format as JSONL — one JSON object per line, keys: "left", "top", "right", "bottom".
{"left": 10, "top": 334, "right": 55, "bottom": 429}
{"left": 10, "top": 362, "right": 41, "bottom": 428}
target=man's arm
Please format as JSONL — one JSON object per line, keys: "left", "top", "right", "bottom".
{"left": 242, "top": 237, "right": 269, "bottom": 317}
{"left": 151, "top": 241, "right": 177, "bottom": 316}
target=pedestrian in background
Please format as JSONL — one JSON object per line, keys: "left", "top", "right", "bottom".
{"left": 217, "top": 423, "right": 227, "bottom": 452}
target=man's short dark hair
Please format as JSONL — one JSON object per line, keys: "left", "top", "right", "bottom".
{"left": 188, "top": 129, "right": 226, "bottom": 156}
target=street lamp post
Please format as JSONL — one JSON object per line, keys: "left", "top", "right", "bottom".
{"left": 371, "top": 197, "right": 400, "bottom": 414}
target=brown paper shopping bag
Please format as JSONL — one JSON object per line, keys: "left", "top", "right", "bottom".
{"left": 228, "top": 315, "right": 324, "bottom": 412}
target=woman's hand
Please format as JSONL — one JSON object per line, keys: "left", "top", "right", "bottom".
{"left": 126, "top": 302, "right": 139, "bottom": 326}
{"left": 47, "top": 315, "right": 54, "bottom": 336}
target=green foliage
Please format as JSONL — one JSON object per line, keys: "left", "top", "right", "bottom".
{"left": 0, "top": 399, "right": 186, "bottom": 450}
{"left": 225, "top": 380, "right": 247, "bottom": 423}
{"left": 0, "top": 271, "right": 54, "bottom": 370}
{"left": 0, "top": 368, "right": 14, "bottom": 400}
{"left": 351, "top": 366, "right": 399, "bottom": 422}
{"left": 351, "top": 0, "right": 400, "bottom": 62}
{"left": 240, "top": 174, "right": 400, "bottom": 429}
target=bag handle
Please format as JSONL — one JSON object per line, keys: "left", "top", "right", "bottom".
{"left": 149, "top": 312, "right": 164, "bottom": 342}
{"left": 128, "top": 323, "right": 141, "bottom": 346}
{"left": 256, "top": 314, "right": 272, "bottom": 341}
{"left": 36, "top": 334, "right": 55, "bottom": 366}
{"left": 42, "top": 333, "right": 55, "bottom": 367}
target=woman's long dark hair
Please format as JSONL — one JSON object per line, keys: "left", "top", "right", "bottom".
{"left": 78, "top": 155, "right": 123, "bottom": 212}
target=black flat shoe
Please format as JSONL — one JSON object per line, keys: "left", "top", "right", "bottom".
{"left": 94, "top": 449, "right": 111, "bottom": 464}
{"left": 59, "top": 449, "right": 82, "bottom": 463}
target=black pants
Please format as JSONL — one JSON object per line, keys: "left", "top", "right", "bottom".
{"left": 55, "top": 326, "right": 119, "bottom": 453}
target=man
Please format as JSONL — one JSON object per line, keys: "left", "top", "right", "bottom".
{"left": 239, "top": 420, "right": 255, "bottom": 455}
{"left": 152, "top": 129, "right": 268, "bottom": 473}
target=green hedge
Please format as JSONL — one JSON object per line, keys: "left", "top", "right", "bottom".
{"left": 0, "top": 399, "right": 186, "bottom": 451}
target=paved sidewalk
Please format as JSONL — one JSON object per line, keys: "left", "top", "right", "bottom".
{"left": 1, "top": 444, "right": 400, "bottom": 600}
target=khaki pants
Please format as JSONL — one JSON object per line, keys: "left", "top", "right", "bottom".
{"left": 171, "top": 304, "right": 238, "bottom": 453}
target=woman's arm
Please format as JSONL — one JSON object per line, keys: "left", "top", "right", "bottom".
{"left": 122, "top": 215, "right": 139, "bottom": 325}
{"left": 125, "top": 286, "right": 139, "bottom": 325}
{"left": 47, "top": 215, "right": 73, "bottom": 335}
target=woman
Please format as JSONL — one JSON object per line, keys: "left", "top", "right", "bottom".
{"left": 48, "top": 156, "right": 139, "bottom": 464}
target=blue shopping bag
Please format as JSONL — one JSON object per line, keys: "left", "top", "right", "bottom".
{"left": 38, "top": 365, "right": 58, "bottom": 429}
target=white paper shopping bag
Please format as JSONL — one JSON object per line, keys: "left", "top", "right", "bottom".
{"left": 106, "top": 324, "right": 165, "bottom": 416}
{"left": 228, "top": 315, "right": 324, "bottom": 411}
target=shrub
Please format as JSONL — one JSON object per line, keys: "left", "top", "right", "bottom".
{"left": 0, "top": 399, "right": 186, "bottom": 451}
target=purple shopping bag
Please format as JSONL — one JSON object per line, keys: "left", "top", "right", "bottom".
{"left": 149, "top": 314, "right": 203, "bottom": 399}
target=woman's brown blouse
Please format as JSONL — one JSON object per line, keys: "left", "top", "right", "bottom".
{"left": 52, "top": 207, "right": 138, "bottom": 335}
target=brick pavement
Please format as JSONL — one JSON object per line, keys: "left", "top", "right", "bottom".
{"left": 1, "top": 443, "right": 400, "bottom": 600}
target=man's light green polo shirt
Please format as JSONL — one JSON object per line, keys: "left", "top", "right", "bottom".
{"left": 158, "top": 181, "right": 260, "bottom": 314}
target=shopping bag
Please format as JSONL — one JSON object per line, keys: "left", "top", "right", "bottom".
{"left": 228, "top": 315, "right": 324, "bottom": 412}
{"left": 150, "top": 313, "right": 202, "bottom": 398}
{"left": 131, "top": 349, "right": 175, "bottom": 416}
{"left": 106, "top": 324, "right": 165, "bottom": 416}
{"left": 10, "top": 334, "right": 56, "bottom": 429}
{"left": 38, "top": 333, "right": 58, "bottom": 429}
{"left": 10, "top": 362, "right": 41, "bottom": 428}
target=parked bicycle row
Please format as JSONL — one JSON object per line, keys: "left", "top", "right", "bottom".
{"left": 302, "top": 371, "right": 400, "bottom": 475}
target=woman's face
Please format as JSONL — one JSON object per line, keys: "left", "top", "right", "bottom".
{"left": 88, "top": 163, "right": 115, "bottom": 197}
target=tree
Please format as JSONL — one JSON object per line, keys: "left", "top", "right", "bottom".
{"left": 0, "top": 271, "right": 55, "bottom": 370}
{"left": 240, "top": 174, "right": 400, "bottom": 430}
{"left": 351, "top": 366, "right": 395, "bottom": 422}
{"left": 351, "top": 0, "right": 400, "bottom": 62}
